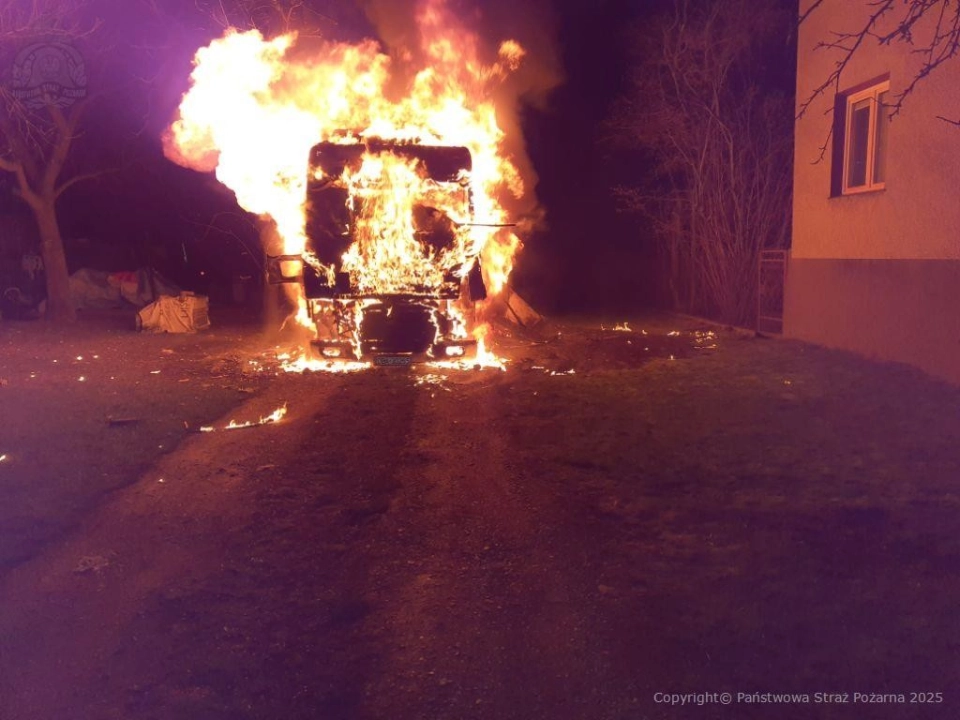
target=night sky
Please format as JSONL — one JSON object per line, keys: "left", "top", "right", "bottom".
{"left": 521, "top": 0, "right": 654, "bottom": 312}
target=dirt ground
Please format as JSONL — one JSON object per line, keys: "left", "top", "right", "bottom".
{"left": 1, "top": 309, "right": 958, "bottom": 719}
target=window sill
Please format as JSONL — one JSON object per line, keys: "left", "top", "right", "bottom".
{"left": 833, "top": 185, "right": 886, "bottom": 198}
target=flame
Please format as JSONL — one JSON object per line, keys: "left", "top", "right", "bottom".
{"left": 694, "top": 330, "right": 718, "bottom": 350}
{"left": 416, "top": 373, "right": 451, "bottom": 390}
{"left": 338, "top": 152, "right": 477, "bottom": 295}
{"left": 166, "top": 0, "right": 527, "bottom": 334}
{"left": 279, "top": 353, "right": 371, "bottom": 374}
{"left": 427, "top": 335, "right": 506, "bottom": 372}
{"left": 603, "top": 322, "right": 632, "bottom": 332}
{"left": 200, "top": 404, "right": 288, "bottom": 432}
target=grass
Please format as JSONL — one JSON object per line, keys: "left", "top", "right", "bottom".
{"left": 495, "top": 322, "right": 960, "bottom": 705}
{"left": 0, "top": 310, "right": 272, "bottom": 571}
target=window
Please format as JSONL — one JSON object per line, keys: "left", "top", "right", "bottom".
{"left": 839, "top": 80, "right": 889, "bottom": 194}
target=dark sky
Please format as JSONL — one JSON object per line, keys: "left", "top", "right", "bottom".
{"left": 520, "top": 0, "right": 653, "bottom": 311}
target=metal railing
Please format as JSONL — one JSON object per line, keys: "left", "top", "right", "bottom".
{"left": 757, "top": 249, "right": 788, "bottom": 335}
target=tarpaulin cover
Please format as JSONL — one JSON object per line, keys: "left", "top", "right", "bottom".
{"left": 69, "top": 268, "right": 181, "bottom": 310}
{"left": 136, "top": 293, "right": 211, "bottom": 333}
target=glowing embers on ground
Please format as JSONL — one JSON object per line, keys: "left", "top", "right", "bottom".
{"left": 416, "top": 373, "right": 451, "bottom": 390}
{"left": 694, "top": 330, "right": 718, "bottom": 350}
{"left": 278, "top": 352, "right": 371, "bottom": 374}
{"left": 601, "top": 322, "right": 633, "bottom": 332}
{"left": 529, "top": 365, "right": 576, "bottom": 377}
{"left": 199, "top": 404, "right": 288, "bottom": 433}
{"left": 600, "top": 323, "right": 718, "bottom": 351}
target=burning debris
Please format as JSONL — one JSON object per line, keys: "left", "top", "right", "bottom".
{"left": 526, "top": 364, "right": 575, "bottom": 377}
{"left": 278, "top": 354, "right": 370, "bottom": 374}
{"left": 693, "top": 330, "right": 718, "bottom": 350}
{"left": 165, "top": 0, "right": 539, "bottom": 370}
{"left": 199, "top": 405, "right": 288, "bottom": 433}
{"left": 601, "top": 322, "right": 633, "bottom": 332}
{"left": 415, "top": 373, "right": 452, "bottom": 391}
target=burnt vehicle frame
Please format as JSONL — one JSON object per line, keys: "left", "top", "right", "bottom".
{"left": 268, "top": 139, "right": 489, "bottom": 365}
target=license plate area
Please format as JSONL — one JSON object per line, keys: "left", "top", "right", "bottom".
{"left": 374, "top": 355, "right": 413, "bottom": 367}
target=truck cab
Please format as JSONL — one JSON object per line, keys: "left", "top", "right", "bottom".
{"left": 270, "top": 138, "right": 487, "bottom": 365}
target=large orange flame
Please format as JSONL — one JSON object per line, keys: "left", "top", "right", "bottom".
{"left": 165, "top": 0, "right": 527, "bottom": 307}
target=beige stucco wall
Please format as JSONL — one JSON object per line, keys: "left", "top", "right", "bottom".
{"left": 794, "top": 0, "right": 960, "bottom": 260}
{"left": 785, "top": 258, "right": 960, "bottom": 384}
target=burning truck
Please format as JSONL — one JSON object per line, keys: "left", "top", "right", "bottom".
{"left": 164, "top": 0, "right": 540, "bottom": 370}
{"left": 268, "top": 138, "right": 490, "bottom": 365}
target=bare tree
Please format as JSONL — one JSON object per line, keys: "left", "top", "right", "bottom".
{"left": 192, "top": 0, "right": 339, "bottom": 35}
{"left": 0, "top": 0, "right": 336, "bottom": 324}
{"left": 0, "top": 0, "right": 104, "bottom": 321}
{"left": 799, "top": 0, "right": 960, "bottom": 126}
{"left": 606, "top": 0, "right": 793, "bottom": 326}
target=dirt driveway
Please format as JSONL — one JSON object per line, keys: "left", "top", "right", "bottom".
{"left": 1, "top": 312, "right": 958, "bottom": 719}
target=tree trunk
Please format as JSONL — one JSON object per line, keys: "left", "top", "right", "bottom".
{"left": 33, "top": 194, "right": 75, "bottom": 323}
{"left": 666, "top": 212, "right": 681, "bottom": 309}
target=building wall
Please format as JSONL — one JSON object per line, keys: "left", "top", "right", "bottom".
{"left": 787, "top": 0, "right": 960, "bottom": 383}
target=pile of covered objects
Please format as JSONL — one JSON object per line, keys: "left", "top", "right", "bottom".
{"left": 69, "top": 268, "right": 210, "bottom": 333}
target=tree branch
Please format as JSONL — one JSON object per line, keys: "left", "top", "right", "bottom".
{"left": 797, "top": 0, "right": 895, "bottom": 120}
{"left": 43, "top": 103, "right": 83, "bottom": 192}
{"left": 55, "top": 168, "right": 113, "bottom": 198}
{"left": 800, "top": 1, "right": 960, "bottom": 126}
{"left": 0, "top": 155, "right": 41, "bottom": 209}
{"left": 799, "top": 0, "right": 826, "bottom": 26}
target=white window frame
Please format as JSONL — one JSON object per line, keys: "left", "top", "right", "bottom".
{"left": 841, "top": 80, "right": 889, "bottom": 195}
